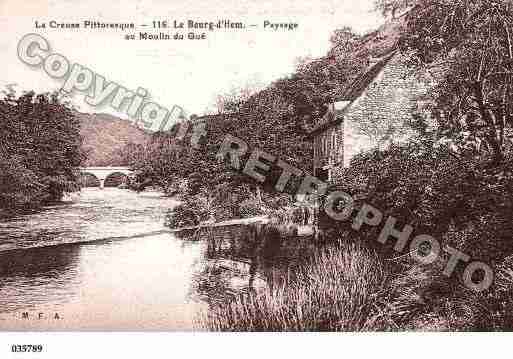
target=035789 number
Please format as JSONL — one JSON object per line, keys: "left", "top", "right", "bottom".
{"left": 11, "top": 345, "right": 43, "bottom": 353}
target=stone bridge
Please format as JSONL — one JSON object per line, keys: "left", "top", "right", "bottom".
{"left": 80, "top": 167, "right": 133, "bottom": 188}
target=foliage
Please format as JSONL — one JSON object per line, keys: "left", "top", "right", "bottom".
{"left": 200, "top": 242, "right": 387, "bottom": 331}
{"left": 374, "top": 0, "right": 416, "bottom": 18}
{"left": 127, "top": 26, "right": 369, "bottom": 209}
{"left": 371, "top": 256, "right": 498, "bottom": 331}
{"left": 166, "top": 198, "right": 210, "bottom": 228}
{"left": 0, "top": 155, "right": 45, "bottom": 209}
{"left": 238, "top": 199, "right": 264, "bottom": 218}
{"left": 167, "top": 184, "right": 266, "bottom": 228}
{"left": 0, "top": 90, "right": 84, "bottom": 212}
{"left": 399, "top": 0, "right": 513, "bottom": 165}
{"left": 208, "top": 76, "right": 265, "bottom": 114}
{"left": 201, "top": 235, "right": 513, "bottom": 331}
{"left": 322, "top": 136, "right": 513, "bottom": 265}
{"left": 491, "top": 255, "right": 513, "bottom": 329}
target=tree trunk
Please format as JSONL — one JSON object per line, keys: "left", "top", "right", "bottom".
{"left": 473, "top": 83, "right": 503, "bottom": 166}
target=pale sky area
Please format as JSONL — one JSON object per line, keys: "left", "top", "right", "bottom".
{"left": 0, "top": 0, "right": 384, "bottom": 128}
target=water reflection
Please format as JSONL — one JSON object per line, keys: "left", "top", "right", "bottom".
{"left": 0, "top": 188, "right": 312, "bottom": 330}
{"left": 186, "top": 224, "right": 314, "bottom": 308}
{"left": 0, "top": 188, "right": 206, "bottom": 330}
{"left": 0, "top": 245, "right": 81, "bottom": 313}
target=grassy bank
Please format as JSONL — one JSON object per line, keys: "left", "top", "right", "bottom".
{"left": 200, "top": 242, "right": 387, "bottom": 331}
{"left": 199, "top": 236, "right": 513, "bottom": 331}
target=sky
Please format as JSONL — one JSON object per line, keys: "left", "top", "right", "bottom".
{"left": 0, "top": 0, "right": 384, "bottom": 124}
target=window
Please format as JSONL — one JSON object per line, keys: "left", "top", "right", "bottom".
{"left": 315, "top": 168, "right": 329, "bottom": 182}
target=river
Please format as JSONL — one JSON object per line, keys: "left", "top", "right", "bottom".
{"left": 0, "top": 188, "right": 272, "bottom": 331}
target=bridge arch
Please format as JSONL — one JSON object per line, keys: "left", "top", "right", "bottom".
{"left": 104, "top": 171, "right": 130, "bottom": 188}
{"left": 79, "top": 167, "right": 134, "bottom": 189}
{"left": 80, "top": 172, "right": 101, "bottom": 187}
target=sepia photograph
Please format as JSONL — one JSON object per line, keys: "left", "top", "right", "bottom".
{"left": 1, "top": 0, "right": 512, "bottom": 356}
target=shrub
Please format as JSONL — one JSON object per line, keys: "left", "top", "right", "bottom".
{"left": 199, "top": 236, "right": 508, "bottom": 331}
{"left": 320, "top": 143, "right": 513, "bottom": 264}
{"left": 199, "top": 242, "right": 387, "bottom": 331}
{"left": 0, "top": 156, "right": 45, "bottom": 210}
{"left": 488, "top": 256, "right": 513, "bottom": 330}
{"left": 166, "top": 198, "right": 210, "bottom": 228}
{"left": 0, "top": 91, "right": 84, "bottom": 210}
{"left": 238, "top": 199, "right": 263, "bottom": 218}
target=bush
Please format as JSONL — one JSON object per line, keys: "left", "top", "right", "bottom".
{"left": 199, "top": 235, "right": 511, "bottom": 331}
{"left": 320, "top": 143, "right": 513, "bottom": 264}
{"left": 199, "top": 242, "right": 387, "bottom": 331}
{"left": 0, "top": 156, "right": 45, "bottom": 210}
{"left": 0, "top": 91, "right": 84, "bottom": 211}
{"left": 486, "top": 256, "right": 513, "bottom": 330}
{"left": 370, "top": 258, "right": 496, "bottom": 331}
{"left": 238, "top": 199, "right": 263, "bottom": 218}
{"left": 166, "top": 198, "right": 210, "bottom": 228}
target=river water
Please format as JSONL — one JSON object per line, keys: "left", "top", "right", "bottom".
{"left": 0, "top": 188, "right": 270, "bottom": 331}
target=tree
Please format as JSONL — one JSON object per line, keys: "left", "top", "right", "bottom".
{"left": 0, "top": 90, "right": 84, "bottom": 211}
{"left": 130, "top": 26, "right": 374, "bottom": 221}
{"left": 400, "top": 0, "right": 513, "bottom": 165}
{"left": 322, "top": 139, "right": 513, "bottom": 264}
{"left": 209, "top": 77, "right": 265, "bottom": 114}
{"left": 374, "top": 0, "right": 417, "bottom": 18}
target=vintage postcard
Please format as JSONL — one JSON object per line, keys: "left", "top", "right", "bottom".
{"left": 0, "top": 0, "right": 512, "bottom": 356}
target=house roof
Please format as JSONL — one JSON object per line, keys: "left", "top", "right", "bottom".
{"left": 338, "top": 50, "right": 397, "bottom": 102}
{"left": 307, "top": 17, "right": 406, "bottom": 136}
{"left": 308, "top": 50, "right": 397, "bottom": 136}
{"left": 191, "top": 112, "right": 238, "bottom": 123}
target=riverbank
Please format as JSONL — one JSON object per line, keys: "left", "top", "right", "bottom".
{"left": 198, "top": 232, "right": 513, "bottom": 331}
{"left": 200, "top": 241, "right": 387, "bottom": 331}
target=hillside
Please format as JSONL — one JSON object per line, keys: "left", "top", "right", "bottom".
{"left": 78, "top": 112, "right": 150, "bottom": 166}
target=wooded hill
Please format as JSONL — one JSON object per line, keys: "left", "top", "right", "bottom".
{"left": 78, "top": 112, "right": 150, "bottom": 167}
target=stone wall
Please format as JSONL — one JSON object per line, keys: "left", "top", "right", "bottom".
{"left": 341, "top": 53, "right": 435, "bottom": 167}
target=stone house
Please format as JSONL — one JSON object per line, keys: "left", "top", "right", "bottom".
{"left": 309, "top": 49, "right": 435, "bottom": 182}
